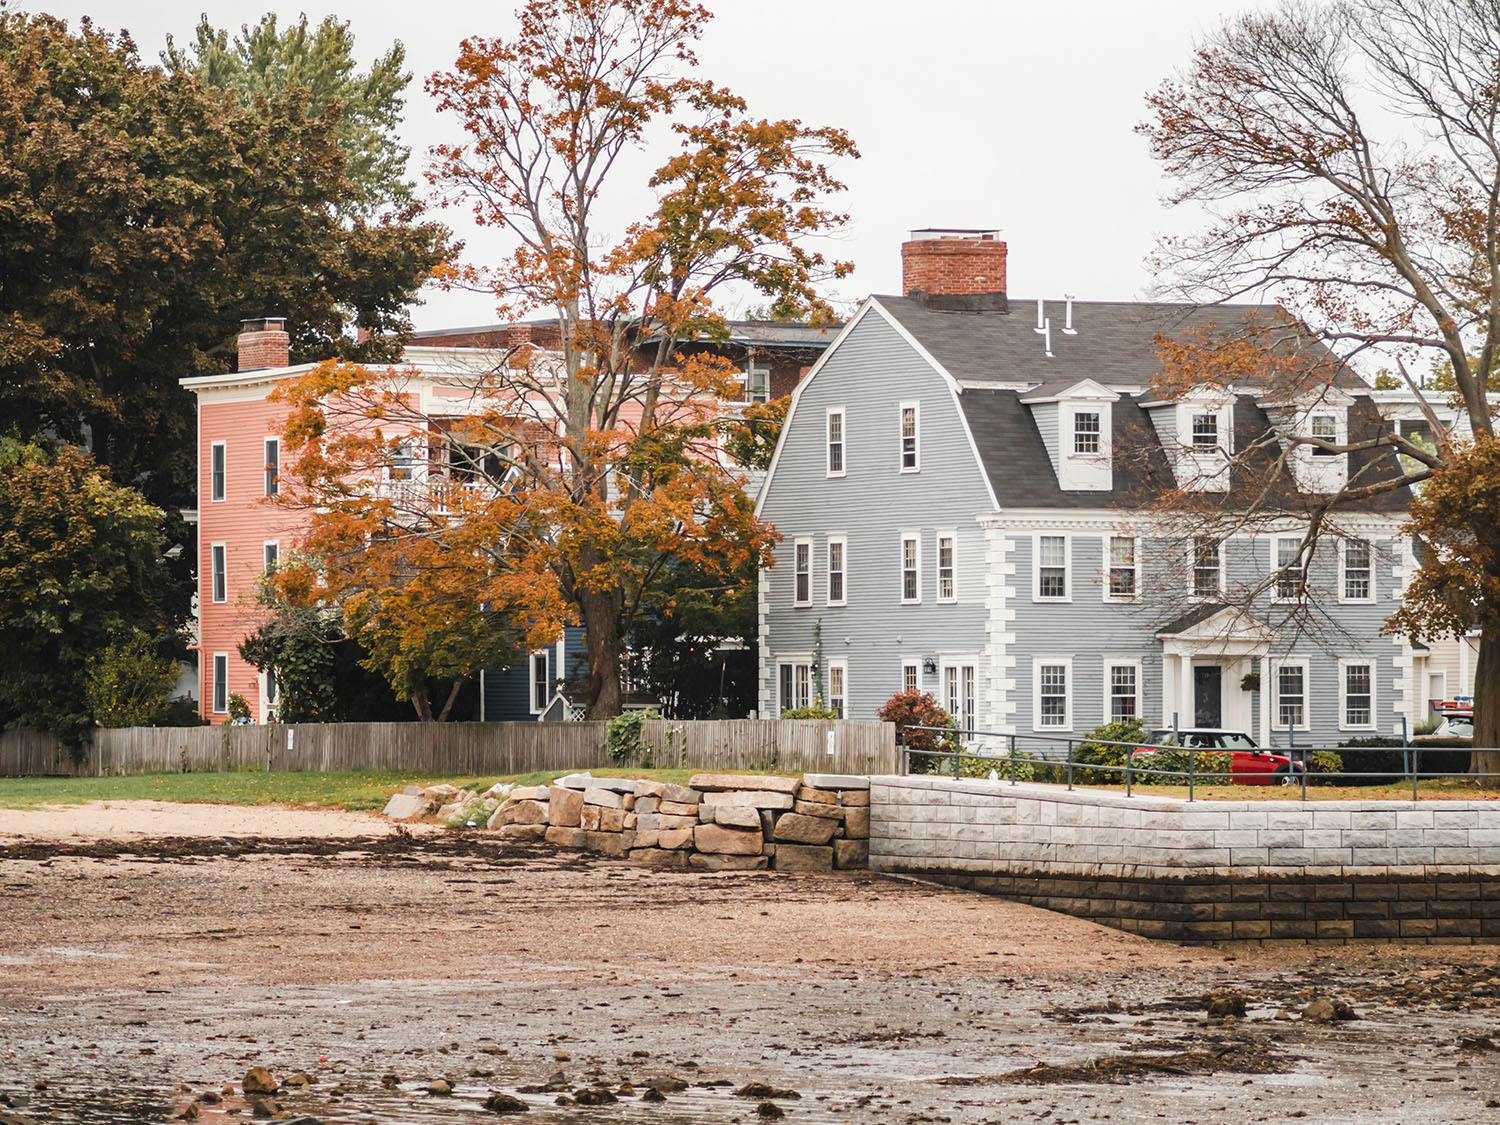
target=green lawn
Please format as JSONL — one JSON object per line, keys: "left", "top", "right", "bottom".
{"left": 0, "top": 765, "right": 795, "bottom": 812}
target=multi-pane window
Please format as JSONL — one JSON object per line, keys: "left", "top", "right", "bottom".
{"left": 946, "top": 664, "right": 975, "bottom": 735}
{"left": 827, "top": 537, "right": 846, "bottom": 605}
{"left": 937, "top": 535, "right": 956, "bottom": 601}
{"left": 264, "top": 438, "right": 279, "bottom": 496}
{"left": 263, "top": 542, "right": 279, "bottom": 573}
{"left": 1192, "top": 537, "right": 1222, "bottom": 597}
{"left": 211, "top": 442, "right": 226, "bottom": 502}
{"left": 531, "top": 650, "right": 552, "bottom": 712}
{"left": 390, "top": 440, "right": 414, "bottom": 481}
{"left": 744, "top": 364, "right": 769, "bottom": 403}
{"left": 1038, "top": 663, "right": 1068, "bottom": 727}
{"left": 212, "top": 654, "right": 228, "bottom": 714}
{"left": 1275, "top": 663, "right": 1306, "bottom": 729}
{"left": 901, "top": 534, "right": 920, "bottom": 603}
{"left": 1344, "top": 663, "right": 1373, "bottom": 727}
{"left": 1107, "top": 536, "right": 1137, "bottom": 598}
{"left": 829, "top": 663, "right": 847, "bottom": 719}
{"left": 899, "top": 404, "right": 919, "bottom": 471}
{"left": 1038, "top": 535, "right": 1067, "bottom": 599}
{"left": 902, "top": 661, "right": 920, "bottom": 695}
{"left": 778, "top": 662, "right": 811, "bottom": 713}
{"left": 1310, "top": 414, "right": 1338, "bottom": 455}
{"left": 794, "top": 539, "right": 812, "bottom": 606}
{"left": 1191, "top": 413, "right": 1220, "bottom": 449}
{"left": 265, "top": 672, "right": 279, "bottom": 709}
{"left": 1109, "top": 664, "right": 1138, "bottom": 721}
{"left": 1343, "top": 539, "right": 1372, "bottom": 601}
{"left": 211, "top": 543, "right": 227, "bottom": 603}
{"left": 1073, "top": 412, "right": 1101, "bottom": 455}
{"left": 827, "top": 409, "right": 845, "bottom": 475}
{"left": 1275, "top": 538, "right": 1306, "bottom": 601}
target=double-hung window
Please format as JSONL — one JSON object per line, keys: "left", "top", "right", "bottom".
{"left": 263, "top": 541, "right": 279, "bottom": 574}
{"left": 1341, "top": 661, "right": 1374, "bottom": 729}
{"left": 1342, "top": 539, "right": 1372, "bottom": 601}
{"left": 1037, "top": 535, "right": 1068, "bottom": 600}
{"left": 530, "top": 649, "right": 553, "bottom": 713}
{"left": 1107, "top": 662, "right": 1139, "bottom": 722}
{"left": 212, "top": 654, "right": 228, "bottom": 714}
{"left": 945, "top": 663, "right": 976, "bottom": 736}
{"left": 828, "top": 661, "right": 847, "bottom": 719}
{"left": 1274, "top": 537, "right": 1306, "bottom": 602}
{"left": 743, "top": 363, "right": 770, "bottom": 404}
{"left": 211, "top": 543, "right": 227, "bottom": 604}
{"left": 826, "top": 536, "right": 846, "bottom": 606}
{"left": 210, "top": 441, "right": 226, "bottom": 502}
{"left": 1310, "top": 414, "right": 1338, "bottom": 455}
{"left": 1034, "top": 658, "right": 1070, "bottom": 730}
{"left": 264, "top": 438, "right": 279, "bottom": 497}
{"left": 1191, "top": 413, "right": 1220, "bottom": 449}
{"left": 900, "top": 533, "right": 920, "bottom": 603}
{"left": 1271, "top": 660, "right": 1309, "bottom": 731}
{"left": 778, "top": 660, "right": 812, "bottom": 713}
{"left": 1106, "top": 535, "right": 1137, "bottom": 600}
{"left": 901, "top": 660, "right": 920, "bottom": 695}
{"left": 936, "top": 534, "right": 956, "bottom": 602}
{"left": 899, "top": 403, "right": 919, "bottom": 472}
{"left": 826, "top": 409, "right": 845, "bottom": 476}
{"left": 1192, "top": 537, "right": 1222, "bottom": 597}
{"left": 1073, "top": 412, "right": 1101, "bottom": 454}
{"left": 793, "top": 538, "right": 812, "bottom": 606}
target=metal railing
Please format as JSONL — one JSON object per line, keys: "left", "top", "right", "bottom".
{"left": 895, "top": 725, "right": 1487, "bottom": 802}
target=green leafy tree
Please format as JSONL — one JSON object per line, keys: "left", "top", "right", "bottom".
{"left": 0, "top": 13, "right": 448, "bottom": 507}
{"left": 238, "top": 601, "right": 342, "bottom": 723}
{"left": 84, "top": 633, "right": 181, "bottom": 728}
{"left": 721, "top": 397, "right": 788, "bottom": 473}
{"left": 0, "top": 439, "right": 185, "bottom": 746}
{"left": 163, "top": 13, "right": 413, "bottom": 213}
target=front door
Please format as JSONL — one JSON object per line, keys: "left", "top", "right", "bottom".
{"left": 1193, "top": 665, "right": 1223, "bottom": 728}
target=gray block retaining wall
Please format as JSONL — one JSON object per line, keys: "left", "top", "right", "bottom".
{"left": 869, "top": 775, "right": 1500, "bottom": 943}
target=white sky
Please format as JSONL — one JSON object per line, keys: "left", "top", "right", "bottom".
{"left": 29, "top": 0, "right": 1251, "bottom": 331}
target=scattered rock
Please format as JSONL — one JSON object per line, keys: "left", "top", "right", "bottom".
{"left": 172, "top": 1104, "right": 200, "bottom": 1120}
{"left": 243, "top": 1068, "right": 278, "bottom": 1095}
{"left": 482, "top": 1092, "right": 530, "bottom": 1113}
{"left": 283, "top": 1072, "right": 313, "bottom": 1087}
{"left": 1302, "top": 997, "right": 1358, "bottom": 1022}
{"left": 1205, "top": 993, "right": 1246, "bottom": 1018}
{"left": 250, "top": 1098, "right": 279, "bottom": 1119}
{"left": 736, "top": 1082, "right": 801, "bottom": 1099}
{"left": 574, "top": 1088, "right": 618, "bottom": 1105}
{"left": 641, "top": 1087, "right": 667, "bottom": 1103}
{"left": 427, "top": 1078, "right": 454, "bottom": 1095}
{"left": 757, "top": 1101, "right": 786, "bottom": 1118}
{"left": 648, "top": 1077, "right": 690, "bottom": 1093}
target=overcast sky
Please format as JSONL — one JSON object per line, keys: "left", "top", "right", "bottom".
{"left": 28, "top": 0, "right": 1251, "bottom": 331}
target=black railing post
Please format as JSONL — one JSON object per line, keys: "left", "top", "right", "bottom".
{"left": 1412, "top": 743, "right": 1421, "bottom": 803}
{"left": 1188, "top": 746, "right": 1196, "bottom": 802}
{"left": 1009, "top": 734, "right": 1017, "bottom": 785}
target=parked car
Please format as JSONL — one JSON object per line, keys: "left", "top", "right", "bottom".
{"left": 1135, "top": 728, "right": 1307, "bottom": 786}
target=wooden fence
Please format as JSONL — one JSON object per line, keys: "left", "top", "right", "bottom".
{"left": 0, "top": 719, "right": 896, "bottom": 779}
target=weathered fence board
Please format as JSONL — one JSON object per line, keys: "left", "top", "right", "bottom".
{"left": 0, "top": 719, "right": 895, "bottom": 779}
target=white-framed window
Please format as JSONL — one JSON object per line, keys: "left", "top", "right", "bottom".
{"left": 1033, "top": 657, "right": 1071, "bottom": 731}
{"left": 1192, "top": 537, "right": 1223, "bottom": 597}
{"left": 778, "top": 659, "right": 812, "bottom": 714}
{"left": 264, "top": 670, "right": 278, "bottom": 711}
{"left": 530, "top": 649, "right": 553, "bottom": 714}
{"left": 1190, "top": 413, "right": 1220, "bottom": 449}
{"left": 1036, "top": 534, "right": 1069, "bottom": 601}
{"left": 211, "top": 543, "right": 227, "bottom": 604}
{"left": 264, "top": 437, "right": 279, "bottom": 497}
{"left": 792, "top": 538, "right": 813, "bottom": 606}
{"left": 1106, "top": 659, "right": 1141, "bottom": 723}
{"left": 826, "top": 535, "right": 846, "bottom": 606}
{"left": 1270, "top": 659, "right": 1310, "bottom": 731}
{"left": 1310, "top": 413, "right": 1338, "bottom": 456}
{"left": 1273, "top": 536, "right": 1307, "bottom": 602}
{"left": 936, "top": 533, "right": 956, "bottom": 602}
{"left": 1341, "top": 539, "right": 1373, "bottom": 602}
{"left": 900, "top": 533, "right": 920, "bottom": 604}
{"left": 1106, "top": 535, "right": 1138, "bottom": 601}
{"left": 901, "top": 659, "right": 920, "bottom": 695}
{"left": 210, "top": 441, "right": 226, "bottom": 502}
{"left": 944, "top": 661, "right": 976, "bottom": 735}
{"left": 1073, "top": 411, "right": 1101, "bottom": 455}
{"left": 826, "top": 408, "right": 845, "bottom": 477}
{"left": 1340, "top": 660, "right": 1375, "bottom": 729}
{"left": 743, "top": 362, "right": 770, "bottom": 404}
{"left": 899, "top": 402, "right": 920, "bottom": 472}
{"left": 389, "top": 439, "right": 415, "bottom": 482}
{"left": 263, "top": 541, "right": 279, "bottom": 574}
{"left": 212, "top": 653, "right": 228, "bottom": 714}
{"left": 828, "top": 660, "right": 847, "bottom": 719}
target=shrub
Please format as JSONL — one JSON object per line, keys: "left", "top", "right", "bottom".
{"left": 606, "top": 708, "right": 662, "bottom": 763}
{"left": 1071, "top": 718, "right": 1148, "bottom": 785}
{"left": 781, "top": 702, "right": 839, "bottom": 719}
{"left": 877, "top": 689, "right": 956, "bottom": 772}
{"left": 1308, "top": 750, "right": 1343, "bottom": 775}
{"left": 226, "top": 692, "right": 251, "bottom": 723}
{"left": 85, "top": 633, "right": 180, "bottom": 728}
{"left": 1137, "top": 745, "right": 1232, "bottom": 785}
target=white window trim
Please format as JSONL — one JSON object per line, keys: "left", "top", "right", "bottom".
{"left": 264, "top": 436, "right": 280, "bottom": 497}
{"left": 1103, "top": 534, "right": 1140, "bottom": 603}
{"left": 1033, "top": 532, "right": 1071, "bottom": 603}
{"left": 528, "top": 642, "right": 564, "bottom": 715}
{"left": 900, "top": 531, "right": 921, "bottom": 605}
{"left": 212, "top": 653, "right": 229, "bottom": 714}
{"left": 825, "top": 407, "right": 846, "bottom": 478}
{"left": 898, "top": 400, "right": 920, "bottom": 474}
{"left": 741, "top": 361, "right": 770, "bottom": 404}
{"left": 901, "top": 658, "right": 921, "bottom": 696}
{"left": 1271, "top": 535, "right": 1307, "bottom": 604}
{"left": 1338, "top": 538, "right": 1375, "bottom": 604}
{"left": 1033, "top": 656, "right": 1073, "bottom": 733}
{"left": 210, "top": 441, "right": 227, "bottom": 503}
{"left": 1269, "top": 657, "right": 1311, "bottom": 732}
{"left": 263, "top": 540, "right": 280, "bottom": 574}
{"left": 942, "top": 659, "right": 978, "bottom": 736}
{"left": 777, "top": 654, "right": 814, "bottom": 714}
{"left": 1189, "top": 536, "right": 1225, "bottom": 599}
{"left": 828, "top": 658, "right": 848, "bottom": 719}
{"left": 826, "top": 534, "right": 847, "bottom": 607}
{"left": 792, "top": 537, "right": 814, "bottom": 607}
{"left": 1339, "top": 658, "right": 1377, "bottom": 731}
{"left": 1071, "top": 409, "right": 1102, "bottom": 456}
{"left": 1103, "top": 657, "right": 1144, "bottom": 725}
{"left": 210, "top": 542, "right": 227, "bottom": 604}
{"left": 936, "top": 530, "right": 957, "bottom": 604}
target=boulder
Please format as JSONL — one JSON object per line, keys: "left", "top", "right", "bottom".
{"left": 793, "top": 800, "right": 843, "bottom": 820}
{"left": 636, "top": 781, "right": 699, "bottom": 803}
{"left": 243, "top": 1068, "right": 278, "bottom": 1095}
{"left": 481, "top": 782, "right": 514, "bottom": 801}
{"left": 436, "top": 802, "right": 464, "bottom": 822}
{"left": 583, "top": 788, "right": 622, "bottom": 809}
{"left": 628, "top": 847, "right": 690, "bottom": 868}
{"left": 690, "top": 773, "right": 799, "bottom": 794}
{"left": 545, "top": 826, "right": 586, "bottom": 848}
{"left": 548, "top": 786, "right": 585, "bottom": 827}
{"left": 498, "top": 824, "right": 548, "bottom": 842}
{"left": 658, "top": 800, "right": 699, "bottom": 816}
{"left": 712, "top": 804, "right": 763, "bottom": 830}
{"left": 689, "top": 853, "right": 769, "bottom": 871}
{"left": 659, "top": 827, "right": 695, "bottom": 850}
{"left": 425, "top": 783, "right": 462, "bottom": 800}
{"left": 382, "top": 793, "right": 431, "bottom": 820}
{"left": 553, "top": 772, "right": 594, "bottom": 789}
{"left": 702, "top": 790, "right": 794, "bottom": 810}
{"left": 772, "top": 844, "right": 834, "bottom": 872}
{"left": 772, "top": 813, "right": 838, "bottom": 846}
{"left": 842, "top": 807, "right": 870, "bottom": 839}
{"left": 833, "top": 838, "right": 869, "bottom": 869}
{"left": 509, "top": 785, "right": 550, "bottom": 801}
{"left": 499, "top": 800, "right": 549, "bottom": 826}
{"left": 801, "top": 773, "right": 869, "bottom": 791}
{"left": 694, "top": 823, "right": 764, "bottom": 855}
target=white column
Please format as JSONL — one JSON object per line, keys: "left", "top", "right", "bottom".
{"left": 1258, "top": 658, "right": 1272, "bottom": 745}
{"left": 1179, "top": 653, "right": 1194, "bottom": 729}
{"left": 1160, "top": 652, "right": 1173, "bottom": 726}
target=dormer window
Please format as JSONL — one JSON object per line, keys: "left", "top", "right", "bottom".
{"left": 1310, "top": 414, "right": 1337, "bottom": 455}
{"left": 1020, "top": 379, "right": 1118, "bottom": 492}
{"left": 1073, "top": 412, "right": 1101, "bottom": 454}
{"left": 1191, "top": 413, "right": 1220, "bottom": 449}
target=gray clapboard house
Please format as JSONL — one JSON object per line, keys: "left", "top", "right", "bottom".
{"left": 755, "top": 230, "right": 1415, "bottom": 749}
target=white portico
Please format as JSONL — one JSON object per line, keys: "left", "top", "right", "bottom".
{"left": 1156, "top": 605, "right": 1275, "bottom": 736}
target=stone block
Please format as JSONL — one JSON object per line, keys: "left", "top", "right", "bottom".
{"left": 635, "top": 813, "right": 698, "bottom": 832}
{"left": 840, "top": 790, "right": 871, "bottom": 807}
{"left": 659, "top": 827, "right": 695, "bottom": 850}
{"left": 509, "top": 785, "right": 551, "bottom": 801}
{"left": 548, "top": 786, "right": 584, "bottom": 827}
{"left": 633, "top": 796, "right": 660, "bottom": 815}
{"left": 773, "top": 843, "right": 834, "bottom": 872}
{"left": 633, "top": 781, "right": 698, "bottom": 803}
{"left": 702, "top": 790, "right": 795, "bottom": 810}
{"left": 659, "top": 800, "right": 700, "bottom": 816}
{"left": 553, "top": 772, "right": 595, "bottom": 789}
{"left": 500, "top": 799, "right": 549, "bottom": 826}
{"left": 841, "top": 806, "right": 871, "bottom": 840}
{"left": 773, "top": 812, "right": 839, "bottom": 846}
{"left": 583, "top": 830, "right": 627, "bottom": 856}
{"left": 713, "top": 804, "right": 763, "bottom": 830}
{"left": 690, "top": 773, "right": 800, "bottom": 794}
{"left": 628, "top": 847, "right": 690, "bottom": 868}
{"left": 794, "top": 800, "right": 844, "bottom": 820}
{"left": 797, "top": 786, "right": 838, "bottom": 805}
{"left": 382, "top": 793, "right": 432, "bottom": 820}
{"left": 497, "top": 823, "right": 547, "bottom": 841}
{"left": 634, "top": 829, "right": 660, "bottom": 848}
{"left": 545, "top": 826, "right": 585, "bottom": 848}
{"left": 688, "top": 853, "right": 769, "bottom": 871}
{"left": 623, "top": 812, "right": 637, "bottom": 829}
{"left": 833, "top": 838, "right": 869, "bottom": 869}
{"left": 802, "top": 773, "right": 870, "bottom": 790}
{"left": 760, "top": 809, "right": 777, "bottom": 837}
{"left": 581, "top": 806, "right": 625, "bottom": 832}
{"left": 694, "top": 823, "right": 764, "bottom": 855}
{"left": 584, "top": 788, "right": 622, "bottom": 808}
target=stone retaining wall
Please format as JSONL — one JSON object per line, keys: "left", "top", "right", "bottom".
{"left": 870, "top": 775, "right": 1500, "bottom": 942}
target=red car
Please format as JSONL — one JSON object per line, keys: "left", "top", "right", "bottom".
{"left": 1134, "top": 728, "right": 1307, "bottom": 785}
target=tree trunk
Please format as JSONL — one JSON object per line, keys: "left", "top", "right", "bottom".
{"left": 580, "top": 585, "right": 623, "bottom": 720}
{"left": 410, "top": 690, "right": 434, "bottom": 722}
{"left": 1473, "top": 625, "right": 1500, "bottom": 786}
{"left": 436, "top": 680, "right": 464, "bottom": 723}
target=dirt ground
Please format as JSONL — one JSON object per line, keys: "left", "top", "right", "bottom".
{"left": 4, "top": 802, "right": 1500, "bottom": 1124}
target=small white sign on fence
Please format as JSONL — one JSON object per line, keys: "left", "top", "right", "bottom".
{"left": 826, "top": 729, "right": 836, "bottom": 758}
{"left": 287, "top": 729, "right": 295, "bottom": 750}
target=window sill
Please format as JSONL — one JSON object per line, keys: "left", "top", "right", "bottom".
{"left": 825, "top": 600, "right": 847, "bottom": 608}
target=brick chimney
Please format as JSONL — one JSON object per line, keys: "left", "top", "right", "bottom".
{"left": 901, "top": 229, "right": 1007, "bottom": 308}
{"left": 237, "top": 318, "right": 291, "bottom": 371}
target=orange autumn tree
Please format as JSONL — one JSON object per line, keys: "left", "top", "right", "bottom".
{"left": 1141, "top": 0, "right": 1500, "bottom": 773}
